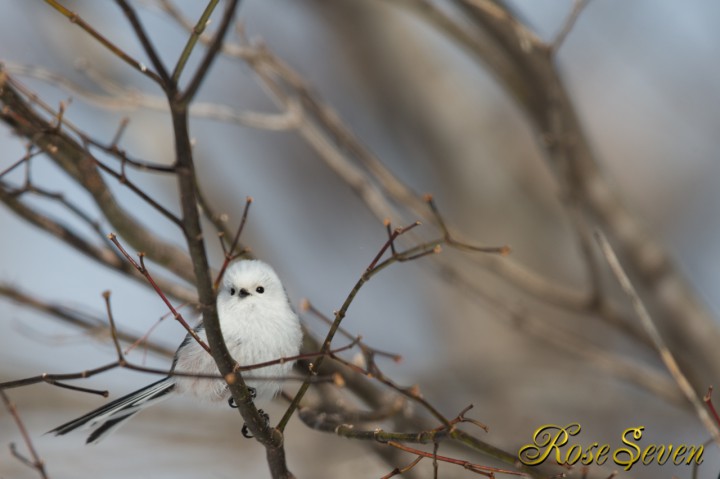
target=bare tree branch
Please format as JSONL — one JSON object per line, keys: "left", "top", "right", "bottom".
{"left": 0, "top": 72, "right": 197, "bottom": 283}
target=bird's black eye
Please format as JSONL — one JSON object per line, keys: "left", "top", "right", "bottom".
{"left": 230, "top": 287, "right": 236, "bottom": 296}
{"left": 256, "top": 286, "right": 264, "bottom": 294}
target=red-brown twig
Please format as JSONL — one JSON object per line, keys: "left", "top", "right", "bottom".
{"left": 108, "top": 233, "right": 210, "bottom": 353}
{"left": 123, "top": 306, "right": 187, "bottom": 357}
{"left": 278, "top": 221, "right": 440, "bottom": 432}
{"left": 301, "top": 299, "right": 402, "bottom": 363}
{"left": 366, "top": 221, "right": 421, "bottom": 274}
{"left": 214, "top": 196, "right": 252, "bottom": 290}
{"left": 425, "top": 194, "right": 510, "bottom": 255}
{"left": 380, "top": 455, "right": 424, "bottom": 479}
{"left": 329, "top": 352, "right": 451, "bottom": 427}
{"left": 704, "top": 386, "right": 720, "bottom": 428}
{"left": 387, "top": 441, "right": 524, "bottom": 477}
{"left": 0, "top": 294, "right": 350, "bottom": 394}
{"left": 1, "top": 390, "right": 49, "bottom": 479}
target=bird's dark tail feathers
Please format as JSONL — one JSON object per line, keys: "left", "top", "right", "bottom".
{"left": 49, "top": 377, "right": 174, "bottom": 444}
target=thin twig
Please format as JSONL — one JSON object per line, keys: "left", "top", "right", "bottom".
{"left": 550, "top": 0, "right": 591, "bottom": 55}
{"left": 704, "top": 386, "right": 720, "bottom": 428}
{"left": 0, "top": 282, "right": 176, "bottom": 357}
{"left": 302, "top": 299, "right": 403, "bottom": 362}
{"left": 595, "top": 230, "right": 720, "bottom": 443}
{"left": 380, "top": 455, "right": 423, "bottom": 479}
{"left": 425, "top": 195, "right": 510, "bottom": 255}
{"left": 213, "top": 196, "right": 252, "bottom": 289}
{"left": 101, "top": 291, "right": 124, "bottom": 361}
{"left": 387, "top": 441, "right": 523, "bottom": 477}
{"left": 115, "top": 0, "right": 171, "bottom": 86}
{"left": 278, "top": 223, "right": 441, "bottom": 432}
{"left": 108, "top": 233, "right": 210, "bottom": 353}
{"left": 1, "top": 391, "right": 49, "bottom": 479}
{"left": 179, "top": 0, "right": 241, "bottom": 105}
{"left": 43, "top": 0, "right": 163, "bottom": 84}
{"left": 172, "top": 0, "right": 220, "bottom": 83}
{"left": 1, "top": 74, "right": 197, "bottom": 282}
{"left": 0, "top": 145, "right": 42, "bottom": 179}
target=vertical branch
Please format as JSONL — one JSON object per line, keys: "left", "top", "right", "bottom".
{"left": 164, "top": 2, "right": 292, "bottom": 477}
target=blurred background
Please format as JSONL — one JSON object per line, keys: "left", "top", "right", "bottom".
{"left": 1, "top": 1, "right": 720, "bottom": 478}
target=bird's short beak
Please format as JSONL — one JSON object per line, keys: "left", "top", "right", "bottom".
{"left": 239, "top": 288, "right": 250, "bottom": 298}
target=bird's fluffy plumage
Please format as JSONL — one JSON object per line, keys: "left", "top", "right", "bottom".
{"left": 50, "top": 259, "right": 302, "bottom": 443}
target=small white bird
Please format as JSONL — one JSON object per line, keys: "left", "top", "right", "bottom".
{"left": 50, "top": 259, "right": 303, "bottom": 444}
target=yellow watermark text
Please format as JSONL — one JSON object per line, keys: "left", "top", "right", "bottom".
{"left": 518, "top": 424, "right": 703, "bottom": 471}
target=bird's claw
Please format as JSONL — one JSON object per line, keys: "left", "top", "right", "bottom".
{"left": 227, "top": 387, "right": 256, "bottom": 409}
{"left": 241, "top": 409, "right": 270, "bottom": 439}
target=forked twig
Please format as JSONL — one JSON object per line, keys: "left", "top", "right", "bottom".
{"left": 108, "top": 233, "right": 210, "bottom": 353}
{"left": 214, "top": 196, "right": 252, "bottom": 289}
{"left": 1, "top": 390, "right": 49, "bottom": 479}
{"left": 44, "top": 0, "right": 163, "bottom": 84}
{"left": 278, "top": 221, "right": 441, "bottom": 432}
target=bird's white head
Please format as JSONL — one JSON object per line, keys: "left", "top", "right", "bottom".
{"left": 217, "top": 260, "right": 289, "bottom": 316}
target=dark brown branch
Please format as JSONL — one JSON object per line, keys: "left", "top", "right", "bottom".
{"left": 115, "top": 0, "right": 172, "bottom": 87}
{"left": 162, "top": 1, "right": 292, "bottom": 476}
{"left": 0, "top": 362, "right": 119, "bottom": 391}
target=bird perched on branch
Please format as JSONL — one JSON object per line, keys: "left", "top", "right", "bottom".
{"left": 50, "top": 259, "right": 303, "bottom": 444}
